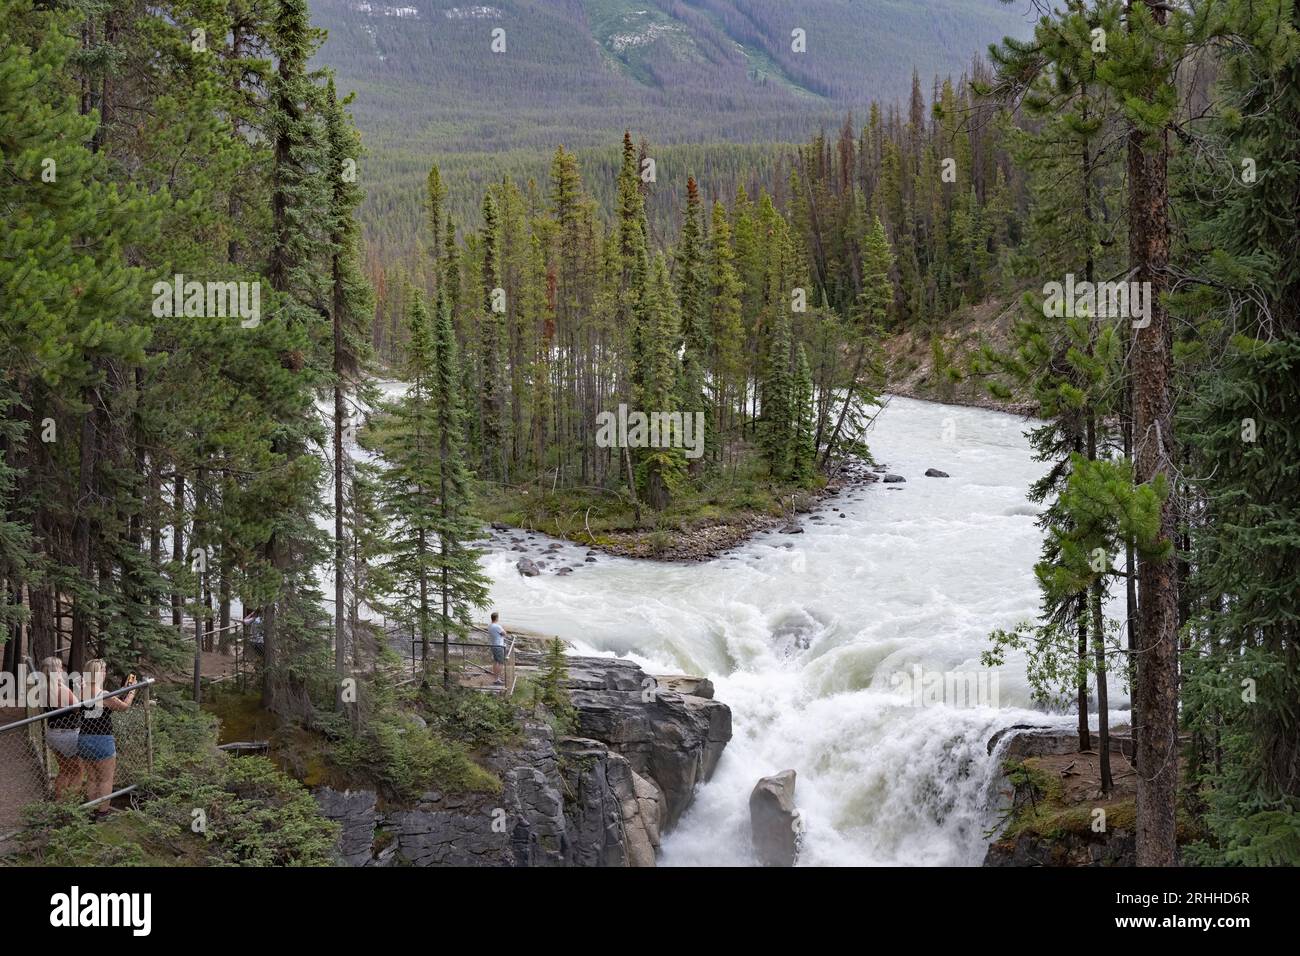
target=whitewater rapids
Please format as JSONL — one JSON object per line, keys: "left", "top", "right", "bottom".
{"left": 474, "top": 395, "right": 1131, "bottom": 866}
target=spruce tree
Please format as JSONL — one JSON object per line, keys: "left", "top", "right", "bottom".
{"left": 1177, "top": 0, "right": 1300, "bottom": 864}
{"left": 324, "top": 77, "right": 373, "bottom": 706}
{"left": 635, "top": 256, "right": 687, "bottom": 509}
{"left": 478, "top": 192, "right": 505, "bottom": 480}
{"left": 759, "top": 301, "right": 793, "bottom": 478}
{"left": 707, "top": 201, "right": 744, "bottom": 462}
{"left": 379, "top": 292, "right": 489, "bottom": 688}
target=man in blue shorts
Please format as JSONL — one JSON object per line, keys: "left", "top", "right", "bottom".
{"left": 488, "top": 612, "right": 509, "bottom": 686}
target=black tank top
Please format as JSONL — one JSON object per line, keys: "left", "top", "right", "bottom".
{"left": 82, "top": 699, "right": 113, "bottom": 736}
{"left": 46, "top": 699, "right": 81, "bottom": 730}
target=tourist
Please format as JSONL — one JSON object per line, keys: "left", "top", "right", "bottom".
{"left": 78, "top": 660, "right": 138, "bottom": 820}
{"left": 40, "top": 657, "right": 83, "bottom": 801}
{"left": 488, "top": 612, "right": 509, "bottom": 686}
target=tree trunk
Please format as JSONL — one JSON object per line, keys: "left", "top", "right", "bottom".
{"left": 260, "top": 535, "right": 279, "bottom": 711}
{"left": 417, "top": 527, "right": 430, "bottom": 686}
{"left": 333, "top": 255, "right": 347, "bottom": 709}
{"left": 218, "top": 562, "right": 232, "bottom": 654}
{"left": 70, "top": 387, "right": 98, "bottom": 673}
{"left": 1091, "top": 579, "right": 1113, "bottom": 792}
{"left": 1128, "top": 0, "right": 1180, "bottom": 864}
{"left": 1077, "top": 609, "right": 1092, "bottom": 752}
{"left": 171, "top": 472, "right": 185, "bottom": 632}
{"left": 622, "top": 444, "right": 641, "bottom": 525}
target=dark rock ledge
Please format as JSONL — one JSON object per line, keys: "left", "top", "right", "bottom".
{"left": 315, "top": 656, "right": 731, "bottom": 867}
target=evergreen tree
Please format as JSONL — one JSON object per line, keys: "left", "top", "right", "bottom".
{"left": 790, "top": 345, "right": 817, "bottom": 485}
{"left": 635, "top": 256, "right": 687, "bottom": 510}
{"left": 759, "top": 300, "right": 793, "bottom": 478}
{"left": 379, "top": 291, "right": 489, "bottom": 688}
{"left": 426, "top": 162, "right": 445, "bottom": 268}
{"left": 707, "top": 201, "right": 744, "bottom": 461}
{"left": 1176, "top": 0, "right": 1300, "bottom": 864}
{"left": 477, "top": 192, "right": 505, "bottom": 479}
{"left": 324, "top": 77, "right": 373, "bottom": 706}
{"left": 259, "top": 0, "right": 331, "bottom": 715}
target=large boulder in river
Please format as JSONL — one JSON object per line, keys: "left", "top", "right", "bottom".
{"left": 750, "top": 770, "right": 800, "bottom": 867}
{"left": 516, "top": 557, "right": 540, "bottom": 577}
{"left": 883, "top": 474, "right": 906, "bottom": 483}
{"left": 924, "top": 468, "right": 950, "bottom": 478}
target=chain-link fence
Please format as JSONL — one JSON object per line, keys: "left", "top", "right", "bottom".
{"left": 0, "top": 678, "right": 154, "bottom": 833}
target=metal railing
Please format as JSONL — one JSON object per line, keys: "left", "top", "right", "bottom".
{"left": 0, "top": 678, "right": 155, "bottom": 833}
{"left": 397, "top": 628, "right": 517, "bottom": 696}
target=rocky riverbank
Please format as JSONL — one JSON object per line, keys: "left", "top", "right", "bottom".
{"left": 314, "top": 655, "right": 731, "bottom": 866}
{"left": 981, "top": 725, "right": 1195, "bottom": 867}
{"left": 485, "top": 457, "right": 893, "bottom": 566}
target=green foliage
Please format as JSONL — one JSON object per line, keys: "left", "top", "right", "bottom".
{"left": 1170, "top": 0, "right": 1300, "bottom": 865}
{"left": 376, "top": 292, "right": 490, "bottom": 685}
{"left": 531, "top": 639, "right": 578, "bottom": 736}
{"left": 424, "top": 685, "right": 521, "bottom": 751}
{"left": 11, "top": 801, "right": 149, "bottom": 867}
{"left": 327, "top": 711, "right": 499, "bottom": 802}
{"left": 11, "top": 700, "right": 339, "bottom": 867}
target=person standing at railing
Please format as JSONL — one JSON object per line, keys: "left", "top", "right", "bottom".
{"left": 39, "top": 657, "right": 84, "bottom": 801}
{"left": 78, "top": 660, "right": 137, "bottom": 820}
{"left": 488, "top": 612, "right": 509, "bottom": 687}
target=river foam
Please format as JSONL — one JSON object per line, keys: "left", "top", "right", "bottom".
{"left": 429, "top": 394, "right": 1130, "bottom": 864}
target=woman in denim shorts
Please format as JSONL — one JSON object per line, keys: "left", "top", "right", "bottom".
{"left": 40, "top": 657, "right": 84, "bottom": 800}
{"left": 78, "top": 660, "right": 138, "bottom": 819}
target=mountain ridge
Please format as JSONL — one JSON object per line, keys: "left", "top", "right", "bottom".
{"left": 310, "top": 0, "right": 1036, "bottom": 154}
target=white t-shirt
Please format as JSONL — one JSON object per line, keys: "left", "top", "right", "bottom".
{"left": 488, "top": 623, "right": 506, "bottom": 647}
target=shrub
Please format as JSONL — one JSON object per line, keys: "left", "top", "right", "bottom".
{"left": 11, "top": 701, "right": 339, "bottom": 867}
{"left": 328, "top": 713, "right": 499, "bottom": 802}
{"left": 531, "top": 639, "right": 578, "bottom": 737}
{"left": 424, "top": 685, "right": 519, "bottom": 750}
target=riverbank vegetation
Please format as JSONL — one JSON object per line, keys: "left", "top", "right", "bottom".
{"left": 1, "top": 0, "right": 1296, "bottom": 866}
{"left": 975, "top": 0, "right": 1300, "bottom": 866}
{"left": 10, "top": 697, "right": 339, "bottom": 866}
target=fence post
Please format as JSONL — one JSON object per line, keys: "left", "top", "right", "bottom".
{"left": 145, "top": 684, "right": 154, "bottom": 775}
{"left": 23, "top": 656, "right": 49, "bottom": 781}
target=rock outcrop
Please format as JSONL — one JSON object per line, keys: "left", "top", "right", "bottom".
{"left": 984, "top": 826, "right": 1137, "bottom": 866}
{"left": 983, "top": 725, "right": 1153, "bottom": 867}
{"left": 563, "top": 657, "right": 731, "bottom": 830}
{"left": 315, "top": 655, "right": 729, "bottom": 867}
{"left": 750, "top": 770, "right": 800, "bottom": 866}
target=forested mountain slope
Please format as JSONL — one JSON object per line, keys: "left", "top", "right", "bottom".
{"left": 312, "top": 0, "right": 1031, "bottom": 151}
{"left": 310, "top": 0, "right": 1034, "bottom": 248}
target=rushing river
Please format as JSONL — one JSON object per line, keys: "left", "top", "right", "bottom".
{"left": 475, "top": 395, "right": 1132, "bottom": 866}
